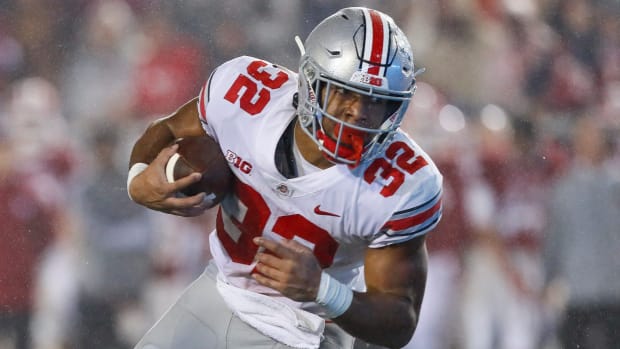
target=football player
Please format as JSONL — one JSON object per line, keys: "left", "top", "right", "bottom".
{"left": 127, "top": 7, "right": 442, "bottom": 349}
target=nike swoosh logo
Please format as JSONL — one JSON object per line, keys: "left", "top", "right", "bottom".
{"left": 314, "top": 205, "right": 341, "bottom": 217}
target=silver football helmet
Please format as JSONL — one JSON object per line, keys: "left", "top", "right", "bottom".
{"left": 297, "top": 7, "right": 417, "bottom": 167}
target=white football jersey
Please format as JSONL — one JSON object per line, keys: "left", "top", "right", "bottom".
{"left": 197, "top": 56, "right": 443, "bottom": 314}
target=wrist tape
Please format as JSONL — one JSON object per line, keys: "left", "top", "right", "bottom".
{"left": 315, "top": 272, "right": 353, "bottom": 319}
{"left": 127, "top": 162, "right": 148, "bottom": 201}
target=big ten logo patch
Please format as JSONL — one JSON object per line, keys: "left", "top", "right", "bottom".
{"left": 226, "top": 150, "right": 253, "bottom": 174}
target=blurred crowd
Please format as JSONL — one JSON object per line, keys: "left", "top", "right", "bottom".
{"left": 0, "top": 1, "right": 618, "bottom": 349}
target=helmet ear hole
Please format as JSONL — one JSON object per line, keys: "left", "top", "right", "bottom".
{"left": 377, "top": 132, "right": 389, "bottom": 145}
{"left": 292, "top": 93, "right": 299, "bottom": 108}
{"left": 385, "top": 101, "right": 402, "bottom": 120}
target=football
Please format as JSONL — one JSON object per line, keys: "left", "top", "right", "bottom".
{"left": 165, "top": 135, "right": 234, "bottom": 206}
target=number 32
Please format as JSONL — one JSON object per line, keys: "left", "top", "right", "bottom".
{"left": 216, "top": 181, "right": 339, "bottom": 268}
{"left": 224, "top": 60, "right": 289, "bottom": 115}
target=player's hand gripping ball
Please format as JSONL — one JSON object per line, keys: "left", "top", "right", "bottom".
{"left": 165, "top": 135, "right": 234, "bottom": 206}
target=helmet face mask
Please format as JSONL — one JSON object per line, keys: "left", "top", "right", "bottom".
{"left": 297, "top": 7, "right": 417, "bottom": 167}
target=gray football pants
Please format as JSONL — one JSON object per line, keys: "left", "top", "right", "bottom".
{"left": 134, "top": 261, "right": 355, "bottom": 349}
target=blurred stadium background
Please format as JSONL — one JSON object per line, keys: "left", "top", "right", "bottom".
{"left": 0, "top": 1, "right": 618, "bottom": 349}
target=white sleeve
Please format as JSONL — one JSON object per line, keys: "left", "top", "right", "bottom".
{"left": 368, "top": 170, "right": 443, "bottom": 248}
{"left": 195, "top": 56, "right": 267, "bottom": 142}
{"left": 196, "top": 69, "right": 218, "bottom": 140}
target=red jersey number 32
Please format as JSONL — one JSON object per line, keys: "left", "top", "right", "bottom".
{"left": 217, "top": 181, "right": 339, "bottom": 268}
{"left": 224, "top": 60, "right": 289, "bottom": 115}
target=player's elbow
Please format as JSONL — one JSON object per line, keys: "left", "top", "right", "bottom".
{"left": 370, "top": 293, "right": 420, "bottom": 348}
{"left": 390, "top": 318, "right": 417, "bottom": 349}
{"left": 376, "top": 311, "right": 417, "bottom": 349}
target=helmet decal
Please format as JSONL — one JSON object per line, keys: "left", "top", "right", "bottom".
{"left": 361, "top": 9, "right": 390, "bottom": 77}
{"left": 350, "top": 71, "right": 386, "bottom": 87}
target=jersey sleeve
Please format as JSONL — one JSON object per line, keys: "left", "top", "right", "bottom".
{"left": 196, "top": 71, "right": 217, "bottom": 139}
{"left": 195, "top": 56, "right": 258, "bottom": 140}
{"left": 368, "top": 166, "right": 443, "bottom": 248}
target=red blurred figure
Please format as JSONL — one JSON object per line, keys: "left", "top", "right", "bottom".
{"left": 0, "top": 141, "right": 57, "bottom": 349}
{"left": 461, "top": 119, "right": 552, "bottom": 349}
{"left": 0, "top": 76, "right": 74, "bottom": 349}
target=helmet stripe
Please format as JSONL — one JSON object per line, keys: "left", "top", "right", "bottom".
{"left": 362, "top": 9, "right": 389, "bottom": 77}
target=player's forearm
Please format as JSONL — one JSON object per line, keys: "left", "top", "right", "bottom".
{"left": 334, "top": 292, "right": 417, "bottom": 348}
{"left": 129, "top": 118, "right": 177, "bottom": 166}
{"left": 330, "top": 237, "right": 427, "bottom": 348}
{"left": 129, "top": 97, "right": 202, "bottom": 167}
